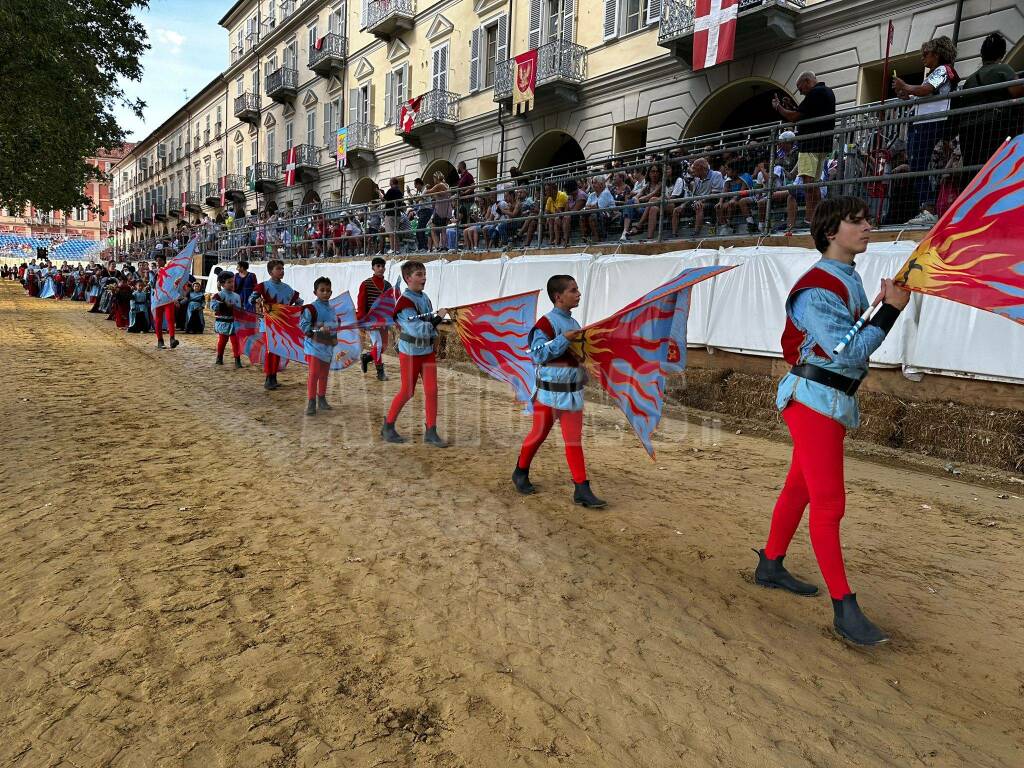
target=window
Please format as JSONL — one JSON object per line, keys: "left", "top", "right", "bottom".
{"left": 329, "top": 4, "right": 344, "bottom": 35}
{"left": 235, "top": 76, "right": 244, "bottom": 98}
{"left": 624, "top": 0, "right": 642, "bottom": 35}
{"left": 267, "top": 128, "right": 276, "bottom": 163}
{"left": 284, "top": 40, "right": 297, "bottom": 70}
{"left": 357, "top": 84, "right": 370, "bottom": 124}
{"left": 546, "top": 0, "right": 559, "bottom": 42}
{"left": 431, "top": 43, "right": 449, "bottom": 92}
{"left": 604, "top": 0, "right": 658, "bottom": 41}
{"left": 251, "top": 68, "right": 259, "bottom": 94}
{"left": 307, "top": 23, "right": 318, "bottom": 52}
{"left": 385, "top": 64, "right": 410, "bottom": 124}
{"left": 484, "top": 26, "right": 497, "bottom": 89}
{"left": 215, "top": 156, "right": 223, "bottom": 178}
{"left": 306, "top": 108, "right": 317, "bottom": 147}
{"left": 323, "top": 97, "right": 341, "bottom": 146}
{"left": 285, "top": 121, "right": 294, "bottom": 149}
{"left": 216, "top": 106, "right": 223, "bottom": 135}
{"left": 251, "top": 137, "right": 258, "bottom": 168}
{"left": 236, "top": 146, "right": 244, "bottom": 175}
{"left": 205, "top": 115, "right": 210, "bottom": 143}
{"left": 267, "top": 0, "right": 276, "bottom": 26}
{"left": 204, "top": 161, "right": 211, "bottom": 184}
{"left": 236, "top": 29, "right": 243, "bottom": 52}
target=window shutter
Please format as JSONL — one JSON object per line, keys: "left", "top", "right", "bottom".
{"left": 402, "top": 62, "right": 411, "bottom": 103}
{"left": 603, "top": 0, "right": 619, "bottom": 40}
{"left": 562, "top": 0, "right": 575, "bottom": 41}
{"left": 384, "top": 70, "right": 394, "bottom": 124}
{"left": 469, "top": 27, "right": 480, "bottom": 93}
{"left": 323, "top": 100, "right": 332, "bottom": 146}
{"left": 349, "top": 88, "right": 359, "bottom": 126}
{"left": 361, "top": 0, "right": 368, "bottom": 29}
{"left": 528, "top": 0, "right": 541, "bottom": 49}
{"left": 497, "top": 15, "right": 508, "bottom": 66}
{"left": 646, "top": 0, "right": 661, "bottom": 24}
{"left": 368, "top": 83, "right": 375, "bottom": 124}
{"left": 439, "top": 45, "right": 448, "bottom": 91}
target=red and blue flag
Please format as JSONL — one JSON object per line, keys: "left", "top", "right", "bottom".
{"left": 152, "top": 239, "right": 196, "bottom": 309}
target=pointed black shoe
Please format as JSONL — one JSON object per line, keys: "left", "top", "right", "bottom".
{"left": 381, "top": 421, "right": 406, "bottom": 443}
{"left": 753, "top": 548, "right": 819, "bottom": 596}
{"left": 375, "top": 363, "right": 388, "bottom": 381}
{"left": 304, "top": 399, "right": 317, "bottom": 416}
{"left": 512, "top": 466, "right": 535, "bottom": 495}
{"left": 157, "top": 340, "right": 166, "bottom": 349}
{"left": 264, "top": 376, "right": 275, "bottom": 390}
{"left": 424, "top": 426, "right": 448, "bottom": 448}
{"left": 317, "top": 396, "right": 332, "bottom": 411}
{"left": 169, "top": 338, "right": 179, "bottom": 349}
{"left": 234, "top": 356, "right": 243, "bottom": 368}
{"left": 215, "top": 355, "right": 224, "bottom": 365}
{"left": 832, "top": 594, "right": 889, "bottom": 646}
{"left": 573, "top": 481, "right": 607, "bottom": 508}
{"left": 360, "top": 352, "right": 372, "bottom": 374}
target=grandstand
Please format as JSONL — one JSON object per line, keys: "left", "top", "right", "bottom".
{"left": 0, "top": 233, "right": 105, "bottom": 262}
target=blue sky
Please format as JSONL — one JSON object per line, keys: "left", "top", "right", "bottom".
{"left": 114, "top": 0, "right": 236, "bottom": 141}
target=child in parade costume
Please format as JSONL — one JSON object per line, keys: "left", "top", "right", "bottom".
{"left": 381, "top": 261, "right": 449, "bottom": 447}
{"left": 512, "top": 276, "right": 606, "bottom": 509}
{"left": 183, "top": 281, "right": 206, "bottom": 334}
{"left": 753, "top": 196, "right": 910, "bottom": 646}
{"left": 126, "top": 280, "right": 152, "bottom": 333}
{"left": 299, "top": 277, "right": 340, "bottom": 416}
{"left": 357, "top": 257, "right": 393, "bottom": 381}
{"left": 111, "top": 274, "right": 132, "bottom": 329}
{"left": 250, "top": 259, "right": 302, "bottom": 390}
{"left": 210, "top": 271, "right": 244, "bottom": 368}
{"left": 151, "top": 255, "right": 179, "bottom": 350}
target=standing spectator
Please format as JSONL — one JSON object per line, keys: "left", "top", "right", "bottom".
{"left": 425, "top": 171, "right": 452, "bottom": 251}
{"left": 456, "top": 161, "right": 475, "bottom": 224}
{"left": 955, "top": 33, "right": 1024, "bottom": 169}
{"left": 412, "top": 178, "right": 434, "bottom": 251}
{"left": 772, "top": 71, "right": 836, "bottom": 229}
{"left": 382, "top": 177, "right": 403, "bottom": 254}
{"left": 893, "top": 36, "right": 960, "bottom": 226}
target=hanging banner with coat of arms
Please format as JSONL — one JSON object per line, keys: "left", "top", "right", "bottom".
{"left": 336, "top": 127, "right": 348, "bottom": 170}
{"left": 513, "top": 50, "right": 538, "bottom": 115}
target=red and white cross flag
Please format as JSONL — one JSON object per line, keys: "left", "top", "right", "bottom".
{"left": 692, "top": 0, "right": 738, "bottom": 72}
{"left": 219, "top": 176, "right": 227, "bottom": 207}
{"left": 284, "top": 146, "right": 298, "bottom": 187}
{"left": 399, "top": 96, "right": 423, "bottom": 134}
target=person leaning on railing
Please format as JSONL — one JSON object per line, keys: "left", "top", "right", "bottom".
{"left": 954, "top": 32, "right": 1024, "bottom": 168}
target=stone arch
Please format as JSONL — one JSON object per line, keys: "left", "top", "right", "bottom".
{"left": 301, "top": 189, "right": 321, "bottom": 206}
{"left": 350, "top": 176, "right": 379, "bottom": 204}
{"left": 519, "top": 130, "right": 584, "bottom": 173}
{"left": 682, "top": 77, "right": 788, "bottom": 139}
{"left": 421, "top": 159, "right": 457, "bottom": 186}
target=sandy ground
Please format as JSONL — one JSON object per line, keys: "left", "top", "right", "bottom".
{"left": 0, "top": 282, "right": 1022, "bottom": 768}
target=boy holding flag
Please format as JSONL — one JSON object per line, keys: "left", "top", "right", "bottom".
{"left": 357, "top": 257, "right": 393, "bottom": 381}
{"left": 299, "top": 277, "right": 341, "bottom": 416}
{"left": 250, "top": 259, "right": 302, "bottom": 390}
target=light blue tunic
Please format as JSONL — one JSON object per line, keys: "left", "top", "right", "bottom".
{"left": 210, "top": 289, "right": 241, "bottom": 335}
{"left": 530, "top": 307, "right": 585, "bottom": 412}
{"left": 299, "top": 299, "right": 339, "bottom": 363}
{"left": 395, "top": 289, "right": 439, "bottom": 357}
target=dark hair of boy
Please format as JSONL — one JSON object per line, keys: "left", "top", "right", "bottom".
{"left": 217, "top": 270, "right": 234, "bottom": 286}
{"left": 546, "top": 274, "right": 576, "bottom": 302}
{"left": 371, "top": 256, "right": 386, "bottom": 268}
{"left": 313, "top": 276, "right": 332, "bottom": 290}
{"left": 810, "top": 196, "right": 869, "bottom": 254}
{"left": 980, "top": 32, "right": 1006, "bottom": 62}
{"left": 401, "top": 260, "right": 426, "bottom": 280}
{"left": 237, "top": 259, "right": 250, "bottom": 270}
{"left": 266, "top": 259, "right": 284, "bottom": 271}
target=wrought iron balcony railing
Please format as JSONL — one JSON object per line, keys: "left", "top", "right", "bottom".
{"left": 494, "top": 40, "right": 587, "bottom": 101}
{"left": 367, "top": 0, "right": 415, "bottom": 35}
{"left": 282, "top": 144, "right": 321, "bottom": 168}
{"left": 395, "top": 89, "right": 459, "bottom": 134}
{"left": 345, "top": 122, "right": 378, "bottom": 152}
{"left": 308, "top": 33, "right": 347, "bottom": 74}
{"left": 265, "top": 67, "right": 298, "bottom": 99}
{"left": 254, "top": 161, "right": 281, "bottom": 182}
{"left": 659, "top": 0, "right": 805, "bottom": 42}
{"left": 200, "top": 182, "right": 219, "bottom": 205}
{"left": 233, "top": 92, "right": 261, "bottom": 121}
{"left": 223, "top": 174, "right": 246, "bottom": 194}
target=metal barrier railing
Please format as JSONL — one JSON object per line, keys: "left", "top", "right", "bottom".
{"left": 207, "top": 76, "right": 1023, "bottom": 263}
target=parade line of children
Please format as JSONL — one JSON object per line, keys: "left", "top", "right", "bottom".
{"left": 10, "top": 195, "right": 912, "bottom": 647}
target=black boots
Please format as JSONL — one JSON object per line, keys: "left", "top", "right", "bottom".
{"left": 360, "top": 351, "right": 372, "bottom": 374}
{"left": 304, "top": 399, "right": 316, "bottom": 416}
{"left": 317, "top": 396, "right": 332, "bottom": 411}
{"left": 832, "top": 594, "right": 889, "bottom": 646}
{"left": 234, "top": 356, "right": 243, "bottom": 368}
{"left": 376, "top": 363, "right": 387, "bottom": 381}
{"left": 753, "top": 549, "right": 819, "bottom": 596}
{"left": 424, "top": 426, "right": 448, "bottom": 448}
{"left": 512, "top": 466, "right": 535, "bottom": 494}
{"left": 573, "top": 481, "right": 607, "bottom": 508}
{"left": 169, "top": 338, "right": 179, "bottom": 349}
{"left": 157, "top": 339, "right": 166, "bottom": 349}
{"left": 264, "top": 374, "right": 280, "bottom": 390}
{"left": 381, "top": 420, "right": 405, "bottom": 443}
{"left": 215, "top": 355, "right": 224, "bottom": 365}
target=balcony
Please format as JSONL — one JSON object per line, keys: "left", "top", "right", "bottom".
{"left": 233, "top": 92, "right": 261, "bottom": 125}
{"left": 266, "top": 67, "right": 298, "bottom": 103}
{"left": 201, "top": 182, "right": 220, "bottom": 206}
{"left": 183, "top": 191, "right": 202, "bottom": 214}
{"left": 308, "top": 33, "right": 347, "bottom": 78}
{"left": 658, "top": 0, "right": 803, "bottom": 66}
{"left": 395, "top": 89, "right": 459, "bottom": 148}
{"left": 281, "top": 144, "right": 321, "bottom": 184}
{"left": 366, "top": 0, "right": 414, "bottom": 41}
{"left": 494, "top": 40, "right": 587, "bottom": 109}
{"left": 154, "top": 200, "right": 168, "bottom": 220}
{"left": 168, "top": 196, "right": 182, "bottom": 217}
{"left": 141, "top": 206, "right": 154, "bottom": 225}
{"left": 343, "top": 122, "right": 378, "bottom": 167}
{"left": 224, "top": 173, "right": 246, "bottom": 198}
{"left": 253, "top": 161, "right": 281, "bottom": 193}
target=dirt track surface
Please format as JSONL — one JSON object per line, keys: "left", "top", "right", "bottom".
{"left": 0, "top": 283, "right": 1022, "bottom": 768}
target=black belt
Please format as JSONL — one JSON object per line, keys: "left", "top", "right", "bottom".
{"left": 215, "top": 315, "right": 234, "bottom": 323}
{"left": 537, "top": 380, "right": 584, "bottom": 393}
{"left": 791, "top": 364, "right": 862, "bottom": 396}
{"left": 400, "top": 333, "right": 433, "bottom": 347}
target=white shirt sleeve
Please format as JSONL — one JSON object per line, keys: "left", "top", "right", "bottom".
{"left": 925, "top": 66, "right": 949, "bottom": 93}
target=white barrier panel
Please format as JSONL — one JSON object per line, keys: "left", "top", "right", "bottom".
{"left": 497, "top": 253, "right": 595, "bottom": 320}
{"left": 385, "top": 259, "right": 447, "bottom": 307}
{"left": 435, "top": 257, "right": 508, "bottom": 310}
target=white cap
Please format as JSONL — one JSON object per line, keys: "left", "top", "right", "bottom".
{"left": 778, "top": 130, "right": 797, "bottom": 142}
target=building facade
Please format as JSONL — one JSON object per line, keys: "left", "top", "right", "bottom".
{"left": 1, "top": 145, "right": 134, "bottom": 244}
{"left": 111, "top": 0, "right": 1024, "bottom": 250}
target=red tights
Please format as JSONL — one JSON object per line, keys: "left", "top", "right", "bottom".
{"left": 764, "top": 401, "right": 851, "bottom": 599}
{"left": 216, "top": 333, "right": 240, "bottom": 358}
{"left": 306, "top": 355, "right": 329, "bottom": 399}
{"left": 153, "top": 304, "right": 176, "bottom": 341}
{"left": 263, "top": 351, "right": 281, "bottom": 376}
{"left": 370, "top": 330, "right": 388, "bottom": 365}
{"left": 517, "top": 403, "right": 587, "bottom": 484}
{"left": 386, "top": 353, "right": 437, "bottom": 427}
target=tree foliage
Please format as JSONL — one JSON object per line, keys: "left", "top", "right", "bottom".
{"left": 0, "top": 0, "right": 149, "bottom": 214}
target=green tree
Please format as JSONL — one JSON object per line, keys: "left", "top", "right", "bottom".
{"left": 0, "top": 0, "right": 149, "bottom": 215}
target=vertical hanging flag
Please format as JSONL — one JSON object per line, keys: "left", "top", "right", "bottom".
{"left": 219, "top": 176, "right": 227, "bottom": 207}
{"left": 399, "top": 96, "right": 423, "bottom": 134}
{"left": 284, "top": 146, "right": 298, "bottom": 187}
{"left": 181, "top": 190, "right": 187, "bottom": 213}
{"left": 513, "top": 50, "right": 538, "bottom": 115}
{"left": 246, "top": 165, "right": 256, "bottom": 191}
{"left": 336, "top": 127, "right": 348, "bottom": 170}
{"left": 692, "top": 0, "right": 738, "bottom": 72}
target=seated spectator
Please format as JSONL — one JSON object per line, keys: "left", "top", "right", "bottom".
{"left": 543, "top": 182, "right": 568, "bottom": 246}
{"left": 463, "top": 196, "right": 485, "bottom": 250}
{"left": 582, "top": 176, "right": 616, "bottom": 244}
{"left": 673, "top": 157, "right": 724, "bottom": 237}
{"left": 714, "top": 163, "right": 756, "bottom": 235}
{"left": 630, "top": 165, "right": 664, "bottom": 238}
{"left": 561, "top": 179, "right": 588, "bottom": 245}
{"left": 513, "top": 187, "right": 539, "bottom": 247}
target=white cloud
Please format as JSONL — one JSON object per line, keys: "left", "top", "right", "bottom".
{"left": 153, "top": 27, "right": 186, "bottom": 55}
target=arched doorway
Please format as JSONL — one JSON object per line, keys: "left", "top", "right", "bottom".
{"left": 301, "top": 189, "right": 321, "bottom": 206}
{"left": 421, "top": 159, "right": 456, "bottom": 185}
{"left": 264, "top": 200, "right": 279, "bottom": 215}
{"left": 683, "top": 77, "right": 787, "bottom": 139}
{"left": 520, "top": 131, "right": 584, "bottom": 173}
{"left": 350, "top": 176, "right": 379, "bottom": 204}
